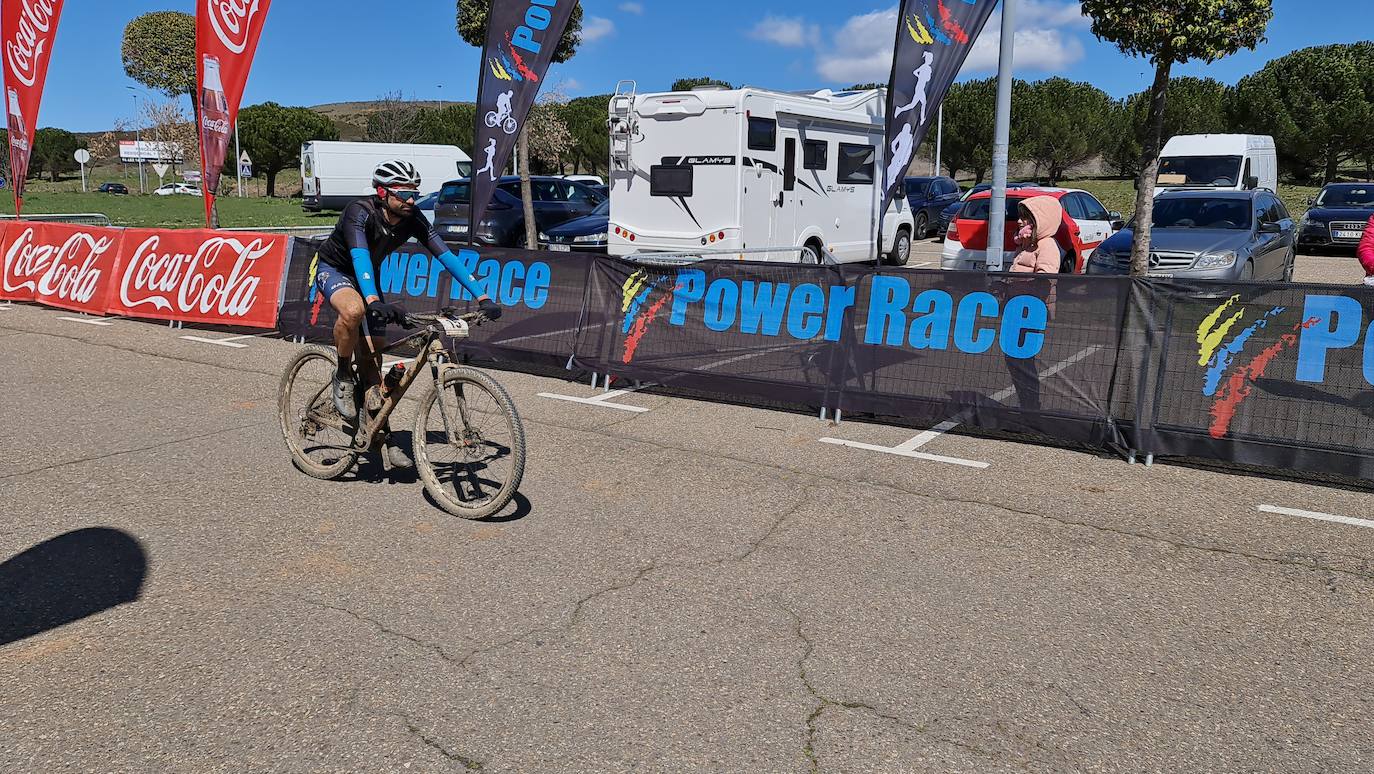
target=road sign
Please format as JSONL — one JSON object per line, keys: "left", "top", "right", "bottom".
{"left": 152, "top": 162, "right": 170, "bottom": 179}
{"left": 239, "top": 150, "right": 251, "bottom": 165}
{"left": 239, "top": 162, "right": 253, "bottom": 178}
{"left": 73, "top": 148, "right": 91, "bottom": 164}
{"left": 0, "top": 177, "right": 7, "bottom": 190}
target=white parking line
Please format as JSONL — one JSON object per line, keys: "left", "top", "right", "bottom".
{"left": 180, "top": 333, "right": 260, "bottom": 349}
{"left": 913, "top": 261, "right": 933, "bottom": 268}
{"left": 58, "top": 316, "right": 114, "bottom": 327}
{"left": 1258, "top": 505, "right": 1374, "bottom": 531}
{"left": 538, "top": 387, "right": 652, "bottom": 413}
{"left": 818, "top": 437, "right": 989, "bottom": 468}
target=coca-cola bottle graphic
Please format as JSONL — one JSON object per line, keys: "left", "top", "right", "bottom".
{"left": 199, "top": 54, "right": 231, "bottom": 195}
{"left": 7, "top": 88, "right": 29, "bottom": 185}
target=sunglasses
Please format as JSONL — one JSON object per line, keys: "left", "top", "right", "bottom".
{"left": 385, "top": 187, "right": 421, "bottom": 203}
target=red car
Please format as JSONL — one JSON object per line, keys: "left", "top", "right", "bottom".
{"left": 941, "top": 187, "right": 1122, "bottom": 273}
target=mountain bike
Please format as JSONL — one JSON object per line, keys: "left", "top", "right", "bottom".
{"left": 277, "top": 309, "right": 525, "bottom": 520}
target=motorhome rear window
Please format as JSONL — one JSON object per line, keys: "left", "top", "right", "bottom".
{"left": 837, "top": 144, "right": 875, "bottom": 184}
{"left": 803, "top": 140, "right": 828, "bottom": 170}
{"left": 748, "top": 118, "right": 777, "bottom": 151}
{"left": 651, "top": 165, "right": 693, "bottom": 197}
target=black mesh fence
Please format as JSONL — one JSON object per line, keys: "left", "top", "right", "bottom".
{"left": 278, "top": 243, "right": 1374, "bottom": 482}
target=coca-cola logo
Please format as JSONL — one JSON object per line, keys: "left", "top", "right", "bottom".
{"left": 201, "top": 115, "right": 231, "bottom": 135}
{"left": 3, "top": 226, "right": 114, "bottom": 304}
{"left": 5, "top": 0, "right": 58, "bottom": 89}
{"left": 208, "top": 0, "right": 260, "bottom": 55}
{"left": 120, "top": 234, "right": 271, "bottom": 318}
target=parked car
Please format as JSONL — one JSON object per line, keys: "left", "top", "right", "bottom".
{"left": 415, "top": 191, "right": 439, "bottom": 218}
{"left": 97, "top": 182, "right": 129, "bottom": 195}
{"left": 154, "top": 182, "right": 201, "bottom": 196}
{"left": 903, "top": 175, "right": 961, "bottom": 238}
{"left": 563, "top": 174, "right": 604, "bottom": 186}
{"left": 539, "top": 199, "right": 610, "bottom": 252}
{"left": 942, "top": 187, "right": 1121, "bottom": 273}
{"left": 432, "top": 176, "right": 606, "bottom": 247}
{"left": 1297, "top": 182, "right": 1374, "bottom": 253}
{"left": 936, "top": 181, "right": 1036, "bottom": 239}
{"left": 1086, "top": 189, "right": 1295, "bottom": 281}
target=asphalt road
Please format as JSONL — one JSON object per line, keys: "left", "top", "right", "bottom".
{"left": 2, "top": 267, "right": 1373, "bottom": 772}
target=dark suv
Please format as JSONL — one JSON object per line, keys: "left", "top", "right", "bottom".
{"left": 1298, "top": 183, "right": 1374, "bottom": 253}
{"left": 432, "top": 176, "right": 606, "bottom": 247}
{"left": 98, "top": 182, "right": 129, "bottom": 195}
{"left": 904, "top": 176, "right": 961, "bottom": 237}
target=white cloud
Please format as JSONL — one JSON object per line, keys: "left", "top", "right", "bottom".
{"left": 618, "top": 2, "right": 644, "bottom": 14}
{"left": 816, "top": 2, "right": 1087, "bottom": 84}
{"left": 749, "top": 15, "right": 822, "bottom": 48}
{"left": 582, "top": 16, "right": 616, "bottom": 43}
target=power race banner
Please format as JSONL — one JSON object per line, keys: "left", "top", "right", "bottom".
{"left": 879, "top": 0, "right": 998, "bottom": 223}
{"left": 0, "top": 221, "right": 289, "bottom": 328}
{"left": 3, "top": 0, "right": 65, "bottom": 215}
{"left": 195, "top": 0, "right": 272, "bottom": 226}
{"left": 469, "top": 0, "right": 579, "bottom": 233}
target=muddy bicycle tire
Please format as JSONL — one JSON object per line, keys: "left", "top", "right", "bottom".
{"left": 278, "top": 345, "right": 360, "bottom": 480}
{"left": 413, "top": 366, "right": 526, "bottom": 520}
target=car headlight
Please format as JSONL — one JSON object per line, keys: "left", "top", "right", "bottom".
{"left": 1299, "top": 216, "right": 1312, "bottom": 228}
{"left": 1194, "top": 251, "right": 1237, "bottom": 270}
{"left": 538, "top": 232, "right": 550, "bottom": 241}
{"left": 574, "top": 232, "right": 608, "bottom": 243}
{"left": 1090, "top": 248, "right": 1117, "bottom": 265}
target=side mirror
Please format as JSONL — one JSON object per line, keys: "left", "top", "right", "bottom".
{"left": 1245, "top": 175, "right": 1259, "bottom": 190}
{"left": 1260, "top": 221, "right": 1282, "bottom": 234}
{"left": 1307, "top": 196, "right": 1316, "bottom": 206}
{"left": 1111, "top": 219, "right": 1126, "bottom": 232}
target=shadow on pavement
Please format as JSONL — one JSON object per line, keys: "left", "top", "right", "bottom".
{"left": 0, "top": 528, "right": 147, "bottom": 647}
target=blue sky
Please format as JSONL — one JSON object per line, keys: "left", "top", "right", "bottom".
{"left": 30, "top": 0, "right": 1373, "bottom": 132}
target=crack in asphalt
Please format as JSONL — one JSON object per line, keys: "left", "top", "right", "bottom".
{"left": 774, "top": 602, "right": 995, "bottom": 772}
{"left": 525, "top": 416, "right": 1374, "bottom": 586}
{"left": 0, "top": 420, "right": 275, "bottom": 481}
{"left": 288, "top": 595, "right": 465, "bottom": 665}
{"left": 569, "top": 561, "right": 659, "bottom": 626}
{"left": 387, "top": 711, "right": 486, "bottom": 771}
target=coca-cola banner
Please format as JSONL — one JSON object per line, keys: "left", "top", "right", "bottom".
{"left": 109, "top": 229, "right": 288, "bottom": 329}
{"left": 2, "top": 0, "right": 66, "bottom": 214}
{"left": 880, "top": 0, "right": 997, "bottom": 223}
{"left": 195, "top": 0, "right": 272, "bottom": 225}
{"left": 469, "top": 0, "right": 579, "bottom": 233}
{"left": 0, "top": 220, "right": 122, "bottom": 314}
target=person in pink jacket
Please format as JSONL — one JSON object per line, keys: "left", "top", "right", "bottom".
{"left": 1358, "top": 214, "right": 1374, "bottom": 286}
{"left": 1003, "top": 195, "right": 1064, "bottom": 414}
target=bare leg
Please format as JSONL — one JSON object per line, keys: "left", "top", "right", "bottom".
{"left": 329, "top": 287, "right": 366, "bottom": 370}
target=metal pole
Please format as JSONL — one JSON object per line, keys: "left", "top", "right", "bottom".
{"left": 131, "top": 94, "right": 146, "bottom": 194}
{"left": 985, "top": 0, "right": 1016, "bottom": 271}
{"left": 235, "top": 120, "right": 243, "bottom": 197}
{"left": 934, "top": 103, "right": 944, "bottom": 177}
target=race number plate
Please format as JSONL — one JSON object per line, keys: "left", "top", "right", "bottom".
{"left": 438, "top": 317, "right": 470, "bottom": 337}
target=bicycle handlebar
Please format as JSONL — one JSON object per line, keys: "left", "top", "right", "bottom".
{"left": 402, "top": 308, "right": 488, "bottom": 331}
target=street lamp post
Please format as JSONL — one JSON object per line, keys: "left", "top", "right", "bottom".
{"left": 126, "top": 87, "right": 146, "bottom": 194}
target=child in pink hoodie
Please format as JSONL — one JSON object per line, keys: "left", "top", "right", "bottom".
{"left": 1358, "top": 214, "right": 1374, "bottom": 286}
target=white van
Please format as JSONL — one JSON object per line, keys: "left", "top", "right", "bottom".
{"left": 606, "top": 83, "right": 916, "bottom": 264}
{"left": 301, "top": 141, "right": 473, "bottom": 211}
{"left": 1156, "top": 134, "right": 1277, "bottom": 194}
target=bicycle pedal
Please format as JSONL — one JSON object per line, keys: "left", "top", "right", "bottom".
{"left": 364, "top": 386, "right": 385, "bottom": 413}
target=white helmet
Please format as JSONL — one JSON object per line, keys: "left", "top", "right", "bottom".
{"left": 372, "top": 159, "right": 421, "bottom": 188}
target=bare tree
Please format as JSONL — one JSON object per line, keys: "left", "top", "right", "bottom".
{"left": 364, "top": 91, "right": 423, "bottom": 144}
{"left": 137, "top": 98, "right": 199, "bottom": 181}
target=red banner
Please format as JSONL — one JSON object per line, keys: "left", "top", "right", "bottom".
{"left": 0, "top": 221, "right": 123, "bottom": 313}
{"left": 110, "top": 229, "right": 287, "bottom": 328}
{"left": 195, "top": 0, "right": 272, "bottom": 226}
{"left": 3, "top": 0, "right": 65, "bottom": 215}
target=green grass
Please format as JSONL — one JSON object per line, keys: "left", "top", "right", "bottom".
{"left": 1045, "top": 178, "right": 1322, "bottom": 221}
{"left": 0, "top": 190, "right": 335, "bottom": 229}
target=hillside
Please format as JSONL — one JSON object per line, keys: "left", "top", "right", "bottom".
{"left": 309, "top": 99, "right": 472, "bottom": 141}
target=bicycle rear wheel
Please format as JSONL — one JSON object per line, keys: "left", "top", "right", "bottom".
{"left": 414, "top": 366, "right": 525, "bottom": 519}
{"left": 278, "top": 345, "right": 359, "bottom": 480}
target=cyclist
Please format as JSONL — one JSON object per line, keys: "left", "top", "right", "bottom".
{"left": 312, "top": 159, "right": 500, "bottom": 467}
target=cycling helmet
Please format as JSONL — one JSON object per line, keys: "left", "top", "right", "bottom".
{"left": 372, "top": 159, "right": 421, "bottom": 189}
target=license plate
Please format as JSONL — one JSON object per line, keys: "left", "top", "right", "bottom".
{"left": 447, "top": 225, "right": 468, "bottom": 234}
{"left": 549, "top": 244, "right": 571, "bottom": 252}
{"left": 1334, "top": 230, "right": 1364, "bottom": 240}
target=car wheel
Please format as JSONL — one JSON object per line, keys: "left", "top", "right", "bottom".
{"left": 1282, "top": 249, "right": 1296, "bottom": 282}
{"left": 1239, "top": 260, "right": 1254, "bottom": 282}
{"left": 887, "top": 229, "right": 912, "bottom": 266}
{"left": 915, "top": 212, "right": 929, "bottom": 239}
{"left": 800, "top": 243, "right": 823, "bottom": 265}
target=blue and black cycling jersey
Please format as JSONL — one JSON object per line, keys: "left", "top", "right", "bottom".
{"left": 317, "top": 197, "right": 483, "bottom": 300}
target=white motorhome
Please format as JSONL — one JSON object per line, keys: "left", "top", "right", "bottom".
{"left": 301, "top": 141, "right": 473, "bottom": 211}
{"left": 1157, "top": 134, "right": 1277, "bottom": 194}
{"left": 606, "top": 83, "right": 916, "bottom": 264}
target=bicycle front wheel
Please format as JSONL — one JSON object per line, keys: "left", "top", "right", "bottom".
{"left": 414, "top": 367, "right": 526, "bottom": 520}
{"left": 277, "top": 344, "right": 359, "bottom": 480}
